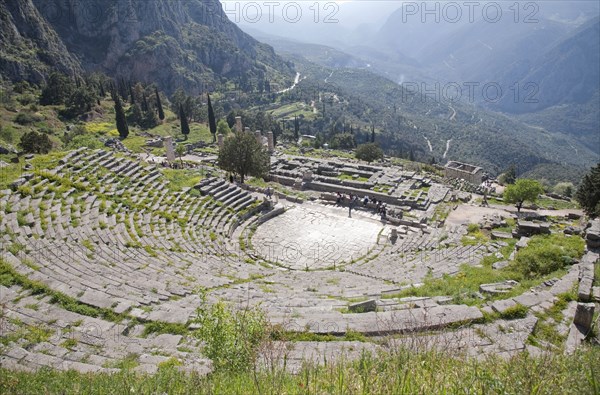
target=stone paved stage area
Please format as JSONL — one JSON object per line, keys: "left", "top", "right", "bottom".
{"left": 252, "top": 203, "right": 385, "bottom": 270}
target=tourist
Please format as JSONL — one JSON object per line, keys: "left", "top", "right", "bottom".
{"left": 266, "top": 187, "right": 272, "bottom": 199}
{"left": 336, "top": 192, "right": 342, "bottom": 204}
{"left": 363, "top": 195, "right": 369, "bottom": 206}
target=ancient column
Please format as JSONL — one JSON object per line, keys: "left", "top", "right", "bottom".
{"left": 267, "top": 131, "right": 274, "bottom": 153}
{"left": 217, "top": 133, "right": 224, "bottom": 149}
{"left": 255, "top": 130, "right": 262, "bottom": 145}
{"left": 164, "top": 136, "right": 175, "bottom": 162}
{"left": 235, "top": 116, "right": 242, "bottom": 133}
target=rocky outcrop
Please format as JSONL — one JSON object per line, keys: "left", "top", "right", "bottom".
{"left": 31, "top": 0, "right": 294, "bottom": 94}
{"left": 0, "top": 0, "right": 81, "bottom": 84}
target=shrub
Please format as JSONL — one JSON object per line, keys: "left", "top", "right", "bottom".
{"left": 511, "top": 234, "right": 584, "bottom": 278}
{"left": 67, "top": 134, "right": 103, "bottom": 150}
{"left": 0, "top": 124, "right": 15, "bottom": 143}
{"left": 575, "top": 162, "right": 600, "bottom": 218}
{"left": 39, "top": 72, "right": 74, "bottom": 105}
{"left": 19, "top": 131, "right": 52, "bottom": 154}
{"left": 499, "top": 303, "right": 528, "bottom": 319}
{"left": 355, "top": 143, "right": 384, "bottom": 163}
{"left": 14, "top": 112, "right": 42, "bottom": 125}
{"left": 467, "top": 223, "right": 479, "bottom": 233}
{"left": 194, "top": 300, "right": 267, "bottom": 372}
{"left": 330, "top": 133, "right": 356, "bottom": 149}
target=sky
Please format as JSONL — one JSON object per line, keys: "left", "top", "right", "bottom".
{"left": 219, "top": 0, "right": 401, "bottom": 26}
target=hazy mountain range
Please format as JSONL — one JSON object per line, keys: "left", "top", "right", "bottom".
{"left": 0, "top": 0, "right": 597, "bottom": 182}
{"left": 237, "top": 1, "right": 600, "bottom": 156}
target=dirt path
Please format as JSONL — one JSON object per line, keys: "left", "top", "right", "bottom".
{"left": 445, "top": 204, "right": 510, "bottom": 226}
{"left": 446, "top": 203, "right": 584, "bottom": 227}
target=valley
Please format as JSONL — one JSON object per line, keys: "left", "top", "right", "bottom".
{"left": 0, "top": 0, "right": 599, "bottom": 393}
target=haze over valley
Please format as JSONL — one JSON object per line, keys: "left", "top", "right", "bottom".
{"left": 0, "top": 1, "right": 599, "bottom": 392}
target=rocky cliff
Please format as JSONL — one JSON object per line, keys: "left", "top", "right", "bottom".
{"left": 0, "top": 0, "right": 82, "bottom": 84}
{"left": 2, "top": 0, "right": 294, "bottom": 93}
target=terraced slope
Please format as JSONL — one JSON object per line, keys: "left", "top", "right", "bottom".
{"left": 0, "top": 149, "right": 596, "bottom": 374}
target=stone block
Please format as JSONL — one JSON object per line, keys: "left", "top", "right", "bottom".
{"left": 480, "top": 280, "right": 519, "bottom": 295}
{"left": 584, "top": 219, "right": 600, "bottom": 248}
{"left": 573, "top": 302, "right": 595, "bottom": 330}
{"left": 515, "top": 236, "right": 530, "bottom": 250}
{"left": 593, "top": 286, "right": 600, "bottom": 302}
{"left": 492, "top": 260, "right": 509, "bottom": 270}
{"left": 578, "top": 277, "right": 593, "bottom": 302}
{"left": 491, "top": 299, "right": 517, "bottom": 314}
{"left": 491, "top": 231, "right": 512, "bottom": 240}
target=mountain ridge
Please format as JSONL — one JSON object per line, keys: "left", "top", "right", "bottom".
{"left": 2, "top": 0, "right": 295, "bottom": 94}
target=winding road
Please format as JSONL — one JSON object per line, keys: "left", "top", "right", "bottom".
{"left": 278, "top": 72, "right": 303, "bottom": 94}
{"left": 443, "top": 139, "right": 452, "bottom": 159}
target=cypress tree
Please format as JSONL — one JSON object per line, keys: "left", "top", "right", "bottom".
{"left": 155, "top": 87, "right": 165, "bottom": 120}
{"left": 114, "top": 94, "right": 129, "bottom": 140}
{"left": 129, "top": 84, "right": 135, "bottom": 105}
{"left": 575, "top": 163, "right": 600, "bottom": 218}
{"left": 180, "top": 104, "right": 190, "bottom": 140}
{"left": 371, "top": 124, "right": 375, "bottom": 143}
{"left": 294, "top": 115, "right": 299, "bottom": 141}
{"left": 207, "top": 93, "right": 217, "bottom": 142}
{"left": 141, "top": 94, "right": 148, "bottom": 112}
{"left": 119, "top": 77, "right": 127, "bottom": 101}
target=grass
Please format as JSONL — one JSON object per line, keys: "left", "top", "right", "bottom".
{"left": 282, "top": 145, "right": 355, "bottom": 160}
{"left": 383, "top": 235, "right": 575, "bottom": 306}
{"left": 498, "top": 303, "right": 528, "bottom": 320}
{"left": 431, "top": 202, "right": 452, "bottom": 223}
{"left": 0, "top": 157, "right": 24, "bottom": 189}
{"left": 372, "top": 184, "right": 391, "bottom": 193}
{"left": 0, "top": 347, "right": 598, "bottom": 394}
{"left": 161, "top": 168, "right": 204, "bottom": 192}
{"left": 338, "top": 174, "right": 370, "bottom": 183}
{"left": 104, "top": 353, "right": 140, "bottom": 370}
{"left": 528, "top": 291, "right": 577, "bottom": 347}
{"left": 509, "top": 233, "right": 584, "bottom": 278}
{"left": 268, "top": 101, "right": 317, "bottom": 120}
{"left": 461, "top": 223, "right": 489, "bottom": 246}
{"left": 0, "top": 323, "right": 53, "bottom": 348}
{"left": 61, "top": 338, "right": 78, "bottom": 351}
{"left": 0, "top": 258, "right": 122, "bottom": 322}
{"left": 271, "top": 329, "right": 368, "bottom": 343}
{"left": 535, "top": 197, "right": 579, "bottom": 210}
{"left": 245, "top": 178, "right": 308, "bottom": 201}
{"left": 81, "top": 239, "right": 95, "bottom": 252}
{"left": 142, "top": 321, "right": 188, "bottom": 337}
